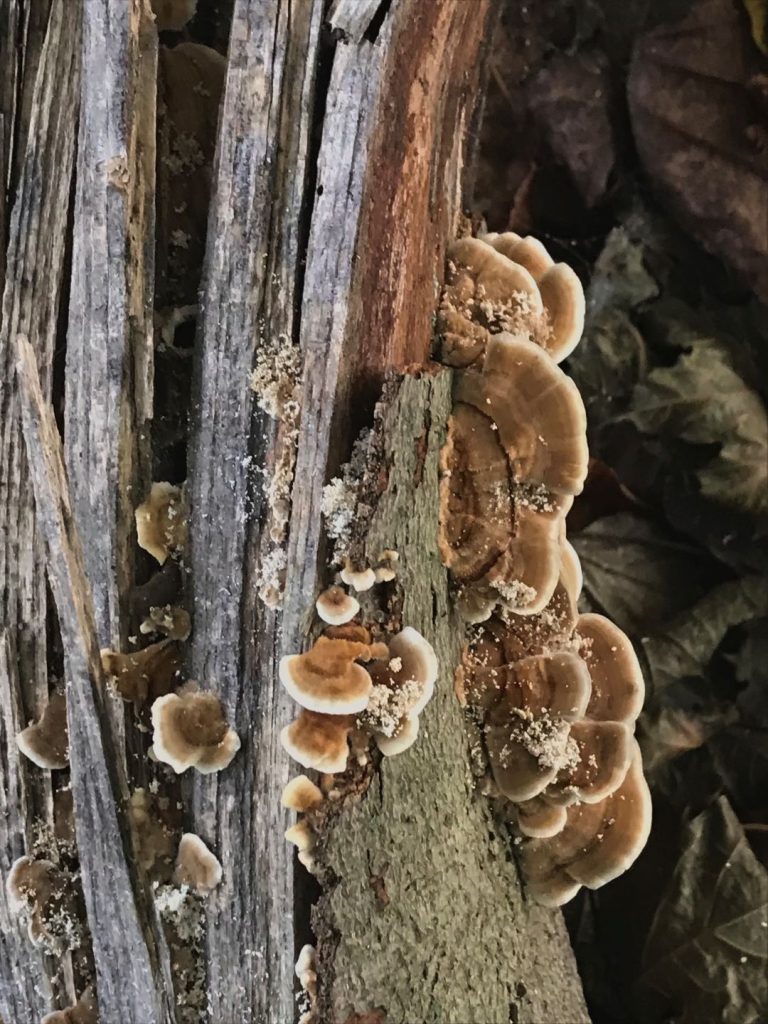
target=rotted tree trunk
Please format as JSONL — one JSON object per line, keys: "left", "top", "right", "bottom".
{"left": 1, "top": 0, "right": 590, "bottom": 1022}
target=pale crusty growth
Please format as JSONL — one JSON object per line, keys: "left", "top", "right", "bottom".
{"left": 521, "top": 744, "right": 652, "bottom": 905}
{"left": 151, "top": 0, "right": 197, "bottom": 31}
{"left": 376, "top": 714, "right": 419, "bottom": 756}
{"left": 175, "top": 833, "right": 222, "bottom": 893}
{"left": 249, "top": 332, "right": 303, "bottom": 605}
{"left": 16, "top": 690, "right": 68, "bottom": 769}
{"left": 140, "top": 603, "right": 191, "bottom": 640}
{"left": 135, "top": 482, "right": 187, "bottom": 564}
{"left": 281, "top": 710, "right": 354, "bottom": 774}
{"left": 281, "top": 774, "right": 324, "bottom": 811}
{"left": 102, "top": 638, "right": 182, "bottom": 703}
{"left": 280, "top": 637, "right": 374, "bottom": 715}
{"left": 6, "top": 856, "right": 82, "bottom": 951}
{"left": 321, "top": 427, "right": 379, "bottom": 569}
{"left": 151, "top": 690, "right": 241, "bottom": 774}
{"left": 41, "top": 987, "right": 98, "bottom": 1024}
{"left": 315, "top": 585, "right": 360, "bottom": 625}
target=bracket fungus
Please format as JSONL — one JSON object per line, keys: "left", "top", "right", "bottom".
{"left": 174, "top": 833, "right": 222, "bottom": 893}
{"left": 41, "top": 987, "right": 98, "bottom": 1024}
{"left": 439, "top": 332, "right": 587, "bottom": 620}
{"left": 281, "top": 774, "right": 324, "bottom": 812}
{"left": 315, "top": 586, "right": 360, "bottom": 626}
{"left": 151, "top": 0, "right": 197, "bottom": 31}
{"left": 281, "top": 710, "right": 355, "bottom": 774}
{"left": 16, "top": 690, "right": 68, "bottom": 769}
{"left": 151, "top": 690, "right": 240, "bottom": 774}
{"left": 135, "top": 482, "right": 187, "bottom": 565}
{"left": 280, "top": 636, "right": 379, "bottom": 715}
{"left": 440, "top": 233, "right": 585, "bottom": 366}
{"left": 101, "top": 639, "right": 182, "bottom": 703}
{"left": 6, "top": 856, "right": 81, "bottom": 950}
{"left": 139, "top": 603, "right": 191, "bottom": 640}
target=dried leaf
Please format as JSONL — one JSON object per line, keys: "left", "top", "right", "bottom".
{"left": 640, "top": 706, "right": 734, "bottom": 773}
{"left": 630, "top": 338, "right": 768, "bottom": 525}
{"left": 640, "top": 797, "right": 768, "bottom": 1024}
{"left": 628, "top": 0, "right": 768, "bottom": 302}
{"left": 742, "top": 0, "right": 768, "bottom": 53}
{"left": 642, "top": 577, "right": 768, "bottom": 692}
{"left": 572, "top": 513, "right": 717, "bottom": 635}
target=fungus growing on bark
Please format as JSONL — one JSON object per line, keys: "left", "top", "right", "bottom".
{"left": 516, "top": 796, "right": 568, "bottom": 839}
{"left": 129, "top": 787, "right": 179, "bottom": 878}
{"left": 315, "top": 586, "right": 360, "bottom": 625}
{"left": 151, "top": 0, "right": 197, "bottom": 31}
{"left": 578, "top": 612, "right": 645, "bottom": 723}
{"left": 483, "top": 232, "right": 585, "bottom": 363}
{"left": 16, "top": 690, "right": 68, "bottom": 769}
{"left": 340, "top": 562, "right": 377, "bottom": 592}
{"left": 135, "top": 482, "right": 187, "bottom": 564}
{"left": 41, "top": 987, "right": 97, "bottom": 1024}
{"left": 285, "top": 820, "right": 315, "bottom": 854}
{"left": 6, "top": 856, "right": 80, "bottom": 950}
{"left": 439, "top": 333, "right": 587, "bottom": 620}
{"left": 139, "top": 603, "right": 191, "bottom": 640}
{"left": 174, "top": 833, "right": 222, "bottom": 893}
{"left": 281, "top": 710, "right": 354, "bottom": 774}
{"left": 151, "top": 690, "right": 240, "bottom": 773}
{"left": 101, "top": 639, "right": 182, "bottom": 703}
{"left": 280, "top": 637, "right": 376, "bottom": 715}
{"left": 376, "top": 714, "right": 419, "bottom": 756}
{"left": 281, "top": 775, "right": 324, "bottom": 811}
{"left": 520, "top": 743, "right": 652, "bottom": 905}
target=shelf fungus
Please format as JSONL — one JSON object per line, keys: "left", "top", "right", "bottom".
{"left": 440, "top": 233, "right": 585, "bottom": 366}
{"left": 281, "top": 775, "right": 324, "bottom": 812}
{"left": 439, "top": 332, "right": 587, "bottom": 621}
{"left": 151, "top": 690, "right": 241, "bottom": 773}
{"left": 295, "top": 944, "right": 318, "bottom": 1023}
{"left": 16, "top": 690, "right": 68, "bottom": 769}
{"left": 41, "top": 987, "right": 97, "bottom": 1024}
{"left": 174, "top": 833, "right": 222, "bottom": 893}
{"left": 461, "top": 589, "right": 650, "bottom": 902}
{"left": 139, "top": 603, "right": 191, "bottom": 640}
{"left": 135, "top": 482, "right": 188, "bottom": 565}
{"left": 101, "top": 639, "right": 182, "bottom": 703}
{"left": 6, "top": 856, "right": 81, "bottom": 951}
{"left": 315, "top": 586, "right": 360, "bottom": 625}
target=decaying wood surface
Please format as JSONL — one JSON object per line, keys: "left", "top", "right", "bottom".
{"left": 1, "top": 0, "right": 592, "bottom": 1019}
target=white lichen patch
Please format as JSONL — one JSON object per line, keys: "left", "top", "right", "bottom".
{"left": 256, "top": 545, "right": 287, "bottom": 609}
{"left": 358, "top": 679, "right": 422, "bottom": 738}
{"left": 321, "top": 429, "right": 374, "bottom": 565}
{"left": 154, "top": 883, "right": 206, "bottom": 1024}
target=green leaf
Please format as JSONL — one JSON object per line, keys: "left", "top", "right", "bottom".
{"left": 572, "top": 513, "right": 717, "bottom": 636}
{"left": 640, "top": 797, "right": 768, "bottom": 1024}
{"left": 642, "top": 577, "right": 768, "bottom": 692}
{"left": 629, "top": 337, "right": 768, "bottom": 525}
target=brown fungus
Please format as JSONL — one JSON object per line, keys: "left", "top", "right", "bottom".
{"left": 101, "top": 639, "right": 182, "bottom": 703}
{"left": 151, "top": 0, "right": 197, "bottom": 31}
{"left": 280, "top": 637, "right": 375, "bottom": 715}
{"left": 281, "top": 775, "right": 324, "bottom": 812}
{"left": 135, "top": 482, "right": 187, "bottom": 564}
{"left": 521, "top": 743, "right": 652, "bottom": 905}
{"left": 281, "top": 710, "right": 354, "bottom": 774}
{"left": 151, "top": 690, "right": 240, "bottom": 774}
{"left": 129, "top": 787, "right": 180, "bottom": 879}
{"left": 315, "top": 586, "right": 360, "bottom": 626}
{"left": 16, "top": 690, "right": 68, "bottom": 770}
{"left": 174, "top": 833, "right": 222, "bottom": 893}
{"left": 41, "top": 987, "right": 98, "bottom": 1024}
{"left": 139, "top": 603, "right": 191, "bottom": 640}
{"left": 6, "top": 856, "right": 81, "bottom": 951}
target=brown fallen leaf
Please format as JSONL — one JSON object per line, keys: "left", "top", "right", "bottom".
{"left": 628, "top": 0, "right": 768, "bottom": 302}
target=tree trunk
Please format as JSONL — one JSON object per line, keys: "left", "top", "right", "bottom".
{"left": 1, "top": 1, "right": 590, "bottom": 1021}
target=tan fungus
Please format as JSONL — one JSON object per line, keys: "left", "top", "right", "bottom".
{"left": 41, "top": 987, "right": 97, "bottom": 1024}
{"left": 280, "top": 637, "right": 375, "bottom": 715}
{"left": 281, "top": 710, "right": 354, "bottom": 774}
{"left": 174, "top": 833, "right": 222, "bottom": 892}
{"left": 281, "top": 774, "right": 324, "bottom": 812}
{"left": 315, "top": 586, "right": 360, "bottom": 626}
{"left": 139, "top": 603, "right": 191, "bottom": 640}
{"left": 151, "top": 690, "right": 240, "bottom": 774}
{"left": 135, "top": 482, "right": 187, "bottom": 565}
{"left": 101, "top": 639, "right": 182, "bottom": 703}
{"left": 16, "top": 690, "right": 68, "bottom": 770}
{"left": 6, "top": 856, "right": 80, "bottom": 950}
{"left": 151, "top": 0, "right": 197, "bottom": 31}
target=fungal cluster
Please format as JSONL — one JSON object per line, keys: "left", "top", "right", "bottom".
{"left": 279, "top": 569, "right": 438, "bottom": 878}
{"left": 439, "top": 233, "right": 651, "bottom": 905}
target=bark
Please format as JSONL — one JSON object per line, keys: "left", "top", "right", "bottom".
{"left": 0, "top": 0, "right": 591, "bottom": 1020}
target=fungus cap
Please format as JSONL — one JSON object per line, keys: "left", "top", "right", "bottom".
{"left": 448, "top": 236, "right": 544, "bottom": 313}
{"left": 174, "top": 833, "right": 222, "bottom": 892}
{"left": 151, "top": 691, "right": 241, "bottom": 774}
{"left": 135, "top": 482, "right": 187, "bottom": 564}
{"left": 340, "top": 564, "right": 377, "bottom": 592}
{"left": 578, "top": 613, "right": 645, "bottom": 724}
{"left": 16, "top": 691, "right": 68, "bottom": 770}
{"left": 281, "top": 774, "right": 324, "bottom": 812}
{"left": 41, "top": 987, "right": 97, "bottom": 1024}
{"left": 281, "top": 710, "right": 353, "bottom": 774}
{"left": 315, "top": 586, "right": 360, "bottom": 626}
{"left": 101, "top": 639, "right": 182, "bottom": 703}
{"left": 482, "top": 232, "right": 555, "bottom": 281}
{"left": 140, "top": 604, "right": 191, "bottom": 640}
{"left": 454, "top": 332, "right": 588, "bottom": 497}
{"left": 555, "top": 720, "right": 634, "bottom": 805}
{"left": 285, "top": 820, "right": 315, "bottom": 853}
{"left": 517, "top": 796, "right": 568, "bottom": 839}
{"left": 376, "top": 714, "right": 419, "bottom": 756}
{"left": 280, "top": 637, "right": 373, "bottom": 714}
{"left": 385, "top": 627, "right": 438, "bottom": 716}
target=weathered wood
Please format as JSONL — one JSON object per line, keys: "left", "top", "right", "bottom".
{"left": 187, "top": 1, "right": 323, "bottom": 1020}
{"left": 16, "top": 338, "right": 178, "bottom": 1024}
{"left": 0, "top": 1, "right": 81, "bottom": 1015}
{"left": 65, "top": 0, "right": 157, "bottom": 652}
{"left": 327, "top": 0, "right": 384, "bottom": 42}
{"left": 315, "top": 372, "right": 590, "bottom": 1024}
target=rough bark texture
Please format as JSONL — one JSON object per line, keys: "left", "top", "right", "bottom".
{"left": 315, "top": 372, "right": 590, "bottom": 1024}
